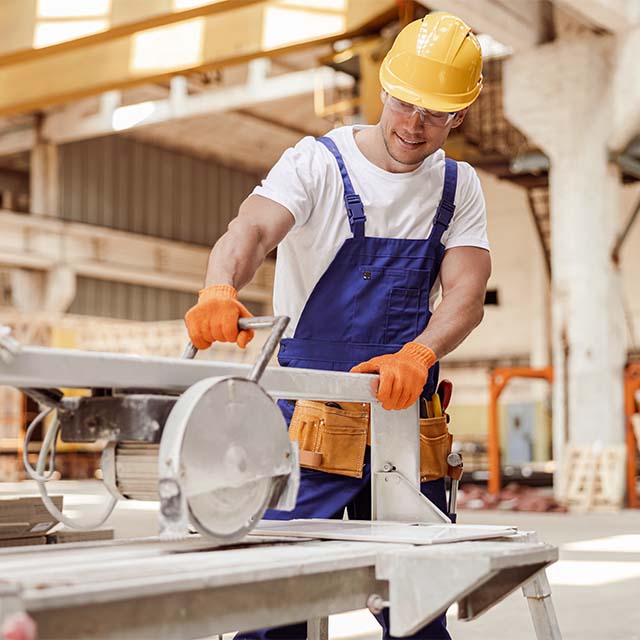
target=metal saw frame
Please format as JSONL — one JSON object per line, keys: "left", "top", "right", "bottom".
{"left": 0, "top": 333, "right": 562, "bottom": 638}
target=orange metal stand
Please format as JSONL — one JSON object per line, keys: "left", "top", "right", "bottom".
{"left": 488, "top": 364, "right": 640, "bottom": 505}
{"left": 487, "top": 367, "right": 554, "bottom": 495}
{"left": 624, "top": 363, "right": 640, "bottom": 509}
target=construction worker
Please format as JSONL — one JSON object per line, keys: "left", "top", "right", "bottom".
{"left": 185, "top": 13, "right": 490, "bottom": 640}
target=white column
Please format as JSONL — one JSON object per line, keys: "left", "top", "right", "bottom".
{"left": 10, "top": 269, "right": 45, "bottom": 312}
{"left": 503, "top": 29, "right": 640, "bottom": 499}
{"left": 529, "top": 236, "right": 552, "bottom": 462}
{"left": 42, "top": 266, "right": 77, "bottom": 313}
{"left": 530, "top": 241, "right": 551, "bottom": 370}
{"left": 26, "top": 121, "right": 69, "bottom": 312}
{"left": 11, "top": 267, "right": 76, "bottom": 314}
{"left": 30, "top": 120, "right": 59, "bottom": 217}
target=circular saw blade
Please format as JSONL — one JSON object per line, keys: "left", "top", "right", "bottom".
{"left": 160, "top": 376, "right": 293, "bottom": 542}
{"left": 187, "top": 476, "right": 273, "bottom": 540}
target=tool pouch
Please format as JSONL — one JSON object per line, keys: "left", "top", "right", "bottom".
{"left": 288, "top": 400, "right": 369, "bottom": 478}
{"left": 419, "top": 415, "right": 453, "bottom": 482}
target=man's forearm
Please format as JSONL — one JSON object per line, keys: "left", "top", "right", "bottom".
{"left": 414, "top": 288, "right": 484, "bottom": 360}
{"left": 203, "top": 195, "right": 295, "bottom": 291}
{"left": 204, "top": 217, "right": 267, "bottom": 290}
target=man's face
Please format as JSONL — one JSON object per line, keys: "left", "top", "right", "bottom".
{"left": 379, "top": 92, "right": 466, "bottom": 170}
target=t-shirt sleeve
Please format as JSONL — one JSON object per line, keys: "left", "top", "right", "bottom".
{"left": 443, "top": 163, "right": 490, "bottom": 251}
{"left": 252, "top": 135, "right": 323, "bottom": 228}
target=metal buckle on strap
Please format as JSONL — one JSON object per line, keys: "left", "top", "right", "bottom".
{"left": 434, "top": 201, "right": 456, "bottom": 226}
{"left": 344, "top": 194, "right": 366, "bottom": 225}
{"left": 438, "top": 200, "right": 455, "bottom": 215}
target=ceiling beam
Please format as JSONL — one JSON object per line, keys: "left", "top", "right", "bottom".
{"left": 0, "top": 66, "right": 352, "bottom": 154}
{"left": 0, "top": 0, "right": 396, "bottom": 118}
{"left": 418, "top": 0, "right": 547, "bottom": 50}
{"left": 45, "top": 66, "right": 351, "bottom": 143}
{"left": 554, "top": 0, "right": 640, "bottom": 32}
{"left": 0, "top": 0, "right": 262, "bottom": 66}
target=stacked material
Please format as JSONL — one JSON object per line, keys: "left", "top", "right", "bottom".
{"left": 0, "top": 496, "right": 64, "bottom": 547}
{"left": 458, "top": 483, "right": 568, "bottom": 513}
{"left": 46, "top": 529, "right": 114, "bottom": 544}
{"left": 0, "top": 496, "right": 113, "bottom": 547}
{"left": 0, "top": 346, "right": 33, "bottom": 481}
{"left": 0, "top": 385, "right": 22, "bottom": 442}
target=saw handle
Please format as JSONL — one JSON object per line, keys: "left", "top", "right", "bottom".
{"left": 183, "top": 315, "right": 290, "bottom": 384}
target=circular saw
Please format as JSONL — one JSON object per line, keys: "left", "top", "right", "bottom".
{"left": 157, "top": 372, "right": 296, "bottom": 541}
{"left": 69, "top": 316, "right": 301, "bottom": 542}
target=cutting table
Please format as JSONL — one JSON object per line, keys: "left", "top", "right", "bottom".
{"left": 0, "top": 322, "right": 562, "bottom": 639}
{"left": 0, "top": 528, "right": 558, "bottom": 640}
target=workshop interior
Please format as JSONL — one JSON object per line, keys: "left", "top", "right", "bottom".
{"left": 0, "top": 2, "right": 639, "bottom": 639}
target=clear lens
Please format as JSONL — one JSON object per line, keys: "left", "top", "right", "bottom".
{"left": 386, "top": 94, "right": 456, "bottom": 127}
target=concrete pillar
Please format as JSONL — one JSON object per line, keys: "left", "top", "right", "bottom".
{"left": 529, "top": 236, "right": 553, "bottom": 461}
{"left": 42, "top": 266, "right": 76, "bottom": 313}
{"left": 530, "top": 242, "right": 551, "bottom": 370}
{"left": 11, "top": 267, "right": 76, "bottom": 313}
{"left": 30, "top": 118, "right": 58, "bottom": 216}
{"left": 503, "top": 28, "right": 640, "bottom": 498}
{"left": 10, "top": 269, "right": 45, "bottom": 312}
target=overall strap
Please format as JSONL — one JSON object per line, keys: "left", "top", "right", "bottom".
{"left": 430, "top": 157, "right": 458, "bottom": 246}
{"left": 317, "top": 136, "right": 366, "bottom": 238}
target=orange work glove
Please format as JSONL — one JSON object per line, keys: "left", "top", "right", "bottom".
{"left": 184, "top": 284, "right": 254, "bottom": 350}
{"left": 350, "top": 342, "right": 436, "bottom": 411}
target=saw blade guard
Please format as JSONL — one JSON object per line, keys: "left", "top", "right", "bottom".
{"left": 158, "top": 375, "right": 297, "bottom": 541}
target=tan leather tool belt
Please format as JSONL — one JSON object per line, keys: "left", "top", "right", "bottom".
{"left": 418, "top": 415, "right": 452, "bottom": 482}
{"left": 288, "top": 400, "right": 369, "bottom": 478}
{"left": 288, "top": 400, "right": 455, "bottom": 481}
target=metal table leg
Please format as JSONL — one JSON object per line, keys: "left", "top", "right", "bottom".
{"left": 521, "top": 533, "right": 562, "bottom": 640}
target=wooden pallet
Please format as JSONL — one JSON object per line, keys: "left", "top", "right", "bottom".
{"left": 558, "top": 444, "right": 626, "bottom": 511}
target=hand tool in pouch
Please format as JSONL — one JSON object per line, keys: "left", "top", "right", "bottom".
{"left": 437, "top": 379, "right": 463, "bottom": 523}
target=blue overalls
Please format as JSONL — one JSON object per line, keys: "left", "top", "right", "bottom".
{"left": 236, "top": 137, "right": 458, "bottom": 640}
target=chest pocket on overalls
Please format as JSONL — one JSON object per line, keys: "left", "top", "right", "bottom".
{"left": 354, "top": 265, "right": 432, "bottom": 344}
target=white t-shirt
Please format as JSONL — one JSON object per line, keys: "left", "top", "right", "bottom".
{"left": 253, "top": 125, "right": 489, "bottom": 338}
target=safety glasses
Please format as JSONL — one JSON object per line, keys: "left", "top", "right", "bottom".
{"left": 383, "top": 92, "right": 457, "bottom": 127}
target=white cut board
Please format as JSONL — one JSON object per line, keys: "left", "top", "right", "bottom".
{"left": 251, "top": 519, "right": 518, "bottom": 545}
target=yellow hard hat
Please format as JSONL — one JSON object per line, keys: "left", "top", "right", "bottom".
{"left": 379, "top": 13, "right": 483, "bottom": 113}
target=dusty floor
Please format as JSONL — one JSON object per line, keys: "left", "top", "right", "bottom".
{"left": 2, "top": 480, "right": 639, "bottom": 640}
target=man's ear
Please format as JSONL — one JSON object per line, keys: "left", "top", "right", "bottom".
{"left": 450, "top": 107, "right": 470, "bottom": 129}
